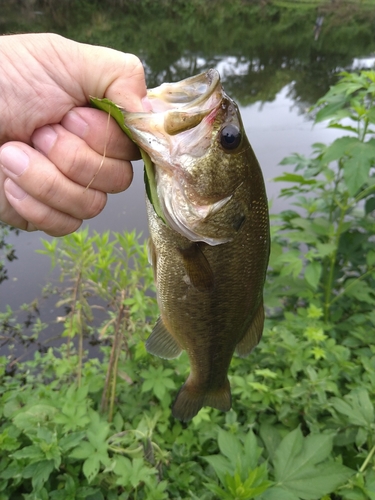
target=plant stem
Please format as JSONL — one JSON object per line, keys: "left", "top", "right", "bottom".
{"left": 68, "top": 270, "right": 82, "bottom": 361}
{"left": 328, "top": 267, "right": 375, "bottom": 307}
{"left": 323, "top": 206, "right": 347, "bottom": 322}
{"left": 359, "top": 443, "right": 375, "bottom": 473}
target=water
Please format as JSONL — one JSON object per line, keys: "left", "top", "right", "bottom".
{"left": 1, "top": 0, "right": 375, "bottom": 355}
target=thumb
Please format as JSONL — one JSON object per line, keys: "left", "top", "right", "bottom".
{"left": 58, "top": 36, "right": 148, "bottom": 112}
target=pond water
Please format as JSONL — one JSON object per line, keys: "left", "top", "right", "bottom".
{"left": 1, "top": 0, "right": 375, "bottom": 356}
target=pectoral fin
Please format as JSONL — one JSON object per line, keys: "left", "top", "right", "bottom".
{"left": 146, "top": 317, "right": 182, "bottom": 359}
{"left": 235, "top": 302, "right": 265, "bottom": 357}
{"left": 178, "top": 243, "right": 214, "bottom": 292}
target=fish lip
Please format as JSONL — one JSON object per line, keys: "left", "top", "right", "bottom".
{"left": 147, "top": 69, "right": 222, "bottom": 112}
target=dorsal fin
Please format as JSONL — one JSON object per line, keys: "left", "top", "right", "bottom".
{"left": 146, "top": 317, "right": 182, "bottom": 359}
{"left": 178, "top": 243, "right": 214, "bottom": 292}
{"left": 235, "top": 302, "right": 265, "bottom": 357}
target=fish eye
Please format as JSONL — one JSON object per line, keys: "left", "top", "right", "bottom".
{"left": 220, "top": 124, "right": 241, "bottom": 150}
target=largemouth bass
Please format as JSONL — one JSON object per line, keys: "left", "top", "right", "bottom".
{"left": 93, "top": 69, "right": 270, "bottom": 422}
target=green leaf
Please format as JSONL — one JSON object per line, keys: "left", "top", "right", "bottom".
{"left": 23, "top": 460, "right": 55, "bottom": 491}
{"left": 315, "top": 93, "right": 348, "bottom": 123}
{"left": 272, "top": 428, "right": 353, "bottom": 499}
{"left": 128, "top": 458, "right": 156, "bottom": 488}
{"left": 304, "top": 261, "right": 322, "bottom": 290}
{"left": 203, "top": 455, "right": 233, "bottom": 486}
{"left": 263, "top": 486, "right": 300, "bottom": 500}
{"left": 83, "top": 454, "right": 101, "bottom": 483}
{"left": 70, "top": 441, "right": 95, "bottom": 460}
{"left": 322, "top": 136, "right": 358, "bottom": 163}
{"left": 273, "top": 173, "right": 316, "bottom": 185}
{"left": 218, "top": 429, "right": 242, "bottom": 465}
{"left": 331, "top": 389, "right": 374, "bottom": 427}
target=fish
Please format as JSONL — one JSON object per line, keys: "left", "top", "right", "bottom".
{"left": 92, "top": 69, "right": 270, "bottom": 422}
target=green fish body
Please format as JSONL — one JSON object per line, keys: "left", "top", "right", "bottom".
{"left": 122, "top": 70, "right": 269, "bottom": 421}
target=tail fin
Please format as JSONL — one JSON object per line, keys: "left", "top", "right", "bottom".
{"left": 172, "top": 378, "right": 231, "bottom": 422}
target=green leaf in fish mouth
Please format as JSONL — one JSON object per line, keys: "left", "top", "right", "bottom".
{"left": 89, "top": 96, "right": 166, "bottom": 223}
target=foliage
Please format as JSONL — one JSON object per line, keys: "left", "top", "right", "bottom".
{"left": 1, "top": 71, "right": 375, "bottom": 498}
{"left": 3, "top": 0, "right": 375, "bottom": 109}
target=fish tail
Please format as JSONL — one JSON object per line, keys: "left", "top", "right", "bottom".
{"left": 172, "top": 377, "right": 232, "bottom": 422}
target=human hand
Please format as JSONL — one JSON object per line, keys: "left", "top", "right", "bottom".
{"left": 0, "top": 33, "right": 147, "bottom": 236}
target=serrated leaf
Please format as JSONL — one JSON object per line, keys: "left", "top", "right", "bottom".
{"left": 203, "top": 455, "right": 232, "bottom": 485}
{"left": 23, "top": 459, "right": 54, "bottom": 491}
{"left": 263, "top": 486, "right": 300, "bottom": 500}
{"left": 331, "top": 389, "right": 374, "bottom": 427}
{"left": 218, "top": 429, "right": 242, "bottom": 465}
{"left": 83, "top": 454, "right": 101, "bottom": 483}
{"left": 272, "top": 428, "right": 353, "bottom": 499}
{"left": 315, "top": 94, "right": 348, "bottom": 123}
{"left": 242, "top": 430, "right": 262, "bottom": 473}
{"left": 70, "top": 441, "right": 95, "bottom": 460}
{"left": 259, "top": 423, "right": 282, "bottom": 461}
{"left": 322, "top": 136, "right": 355, "bottom": 163}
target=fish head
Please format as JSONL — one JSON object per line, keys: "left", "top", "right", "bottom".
{"left": 123, "top": 69, "right": 251, "bottom": 245}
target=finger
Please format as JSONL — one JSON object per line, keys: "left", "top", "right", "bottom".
{"left": 0, "top": 168, "right": 33, "bottom": 230}
{"left": 61, "top": 107, "right": 141, "bottom": 160}
{"left": 4, "top": 178, "right": 81, "bottom": 236}
{"left": 32, "top": 123, "right": 134, "bottom": 193}
{"left": 0, "top": 143, "right": 107, "bottom": 220}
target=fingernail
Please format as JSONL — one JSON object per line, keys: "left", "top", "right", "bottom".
{"left": 0, "top": 146, "right": 30, "bottom": 176}
{"left": 62, "top": 110, "right": 89, "bottom": 138}
{"left": 5, "top": 178, "right": 28, "bottom": 200}
{"left": 32, "top": 125, "right": 58, "bottom": 155}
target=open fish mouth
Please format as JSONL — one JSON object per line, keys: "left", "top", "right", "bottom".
{"left": 146, "top": 69, "right": 221, "bottom": 111}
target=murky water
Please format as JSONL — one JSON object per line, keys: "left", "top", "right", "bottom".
{"left": 1, "top": 0, "right": 375, "bottom": 354}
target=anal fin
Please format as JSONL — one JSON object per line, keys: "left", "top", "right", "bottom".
{"left": 178, "top": 243, "right": 214, "bottom": 292}
{"left": 146, "top": 316, "right": 182, "bottom": 359}
{"left": 235, "top": 301, "right": 265, "bottom": 358}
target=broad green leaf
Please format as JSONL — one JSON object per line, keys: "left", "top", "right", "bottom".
{"left": 203, "top": 455, "right": 233, "bottom": 485}
{"left": 315, "top": 93, "right": 348, "bottom": 123}
{"left": 11, "top": 445, "right": 44, "bottom": 461}
{"left": 272, "top": 428, "right": 353, "bottom": 499}
{"left": 129, "top": 458, "right": 156, "bottom": 488}
{"left": 218, "top": 429, "right": 242, "bottom": 463}
{"left": 321, "top": 136, "right": 358, "bottom": 163}
{"left": 304, "top": 261, "right": 322, "bottom": 290}
{"left": 331, "top": 389, "right": 374, "bottom": 427}
{"left": 259, "top": 423, "right": 282, "bottom": 461}
{"left": 70, "top": 441, "right": 95, "bottom": 460}
{"left": 343, "top": 154, "right": 372, "bottom": 196}
{"left": 83, "top": 453, "right": 101, "bottom": 483}
{"left": 23, "top": 459, "right": 54, "bottom": 491}
{"left": 242, "top": 429, "right": 263, "bottom": 472}
{"left": 263, "top": 486, "right": 300, "bottom": 500}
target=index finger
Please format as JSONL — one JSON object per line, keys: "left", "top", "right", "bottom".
{"left": 61, "top": 107, "right": 140, "bottom": 160}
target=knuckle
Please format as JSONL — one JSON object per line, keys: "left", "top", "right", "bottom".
{"left": 82, "top": 190, "right": 107, "bottom": 219}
